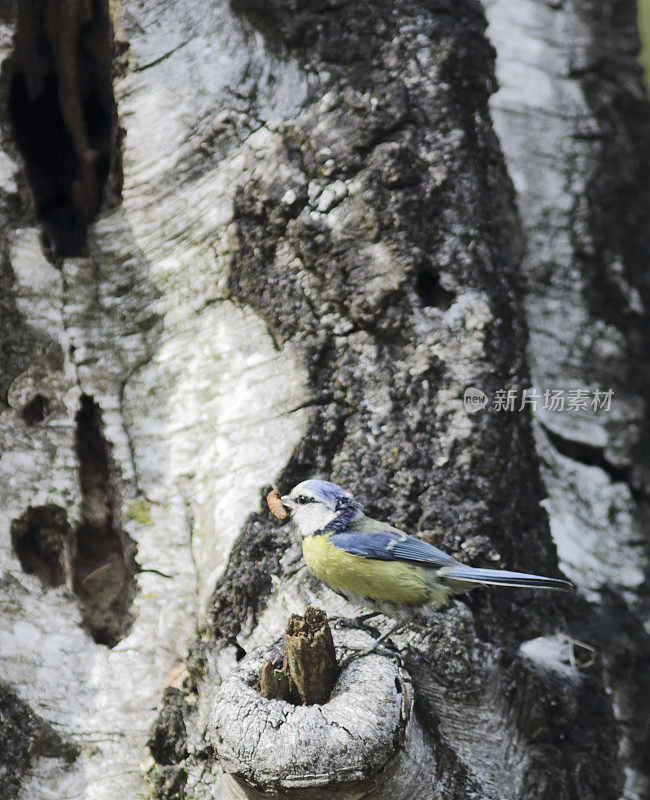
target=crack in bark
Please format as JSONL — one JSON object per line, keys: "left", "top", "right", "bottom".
{"left": 133, "top": 38, "right": 193, "bottom": 73}
{"left": 541, "top": 422, "right": 642, "bottom": 499}
{"left": 118, "top": 372, "right": 143, "bottom": 497}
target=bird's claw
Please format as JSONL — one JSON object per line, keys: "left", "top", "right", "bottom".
{"left": 332, "top": 616, "right": 380, "bottom": 636}
{"left": 338, "top": 644, "right": 403, "bottom": 670}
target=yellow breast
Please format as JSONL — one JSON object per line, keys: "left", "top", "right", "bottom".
{"left": 302, "top": 533, "right": 443, "bottom": 607}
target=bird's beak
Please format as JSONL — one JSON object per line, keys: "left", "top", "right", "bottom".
{"left": 281, "top": 495, "right": 294, "bottom": 515}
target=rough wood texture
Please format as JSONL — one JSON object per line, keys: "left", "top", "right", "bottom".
{"left": 0, "top": 1, "right": 309, "bottom": 797}
{"left": 0, "top": 0, "right": 647, "bottom": 798}
{"left": 283, "top": 606, "right": 338, "bottom": 704}
{"left": 260, "top": 606, "right": 338, "bottom": 705}
{"left": 204, "top": 628, "right": 428, "bottom": 800}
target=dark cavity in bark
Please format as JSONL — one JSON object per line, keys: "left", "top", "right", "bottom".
{"left": 0, "top": 680, "right": 78, "bottom": 800}
{"left": 20, "top": 393, "right": 50, "bottom": 425}
{"left": 7, "top": 0, "right": 121, "bottom": 260}
{"left": 10, "top": 398, "right": 137, "bottom": 649}
{"left": 415, "top": 265, "right": 455, "bottom": 310}
{"left": 10, "top": 504, "right": 71, "bottom": 588}
{"left": 73, "top": 393, "right": 136, "bottom": 647}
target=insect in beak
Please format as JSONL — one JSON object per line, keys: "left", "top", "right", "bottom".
{"left": 267, "top": 489, "right": 291, "bottom": 520}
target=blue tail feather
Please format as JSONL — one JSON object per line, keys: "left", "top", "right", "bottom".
{"left": 439, "top": 567, "right": 573, "bottom": 591}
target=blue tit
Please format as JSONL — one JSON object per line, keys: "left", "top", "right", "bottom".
{"left": 281, "top": 479, "right": 572, "bottom": 655}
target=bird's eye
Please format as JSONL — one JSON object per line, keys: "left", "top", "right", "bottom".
{"left": 296, "top": 495, "right": 311, "bottom": 505}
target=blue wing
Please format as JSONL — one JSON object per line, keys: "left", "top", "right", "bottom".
{"left": 326, "top": 516, "right": 574, "bottom": 592}
{"left": 328, "top": 517, "right": 457, "bottom": 569}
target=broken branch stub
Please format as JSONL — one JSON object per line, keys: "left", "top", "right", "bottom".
{"left": 206, "top": 628, "right": 435, "bottom": 799}
{"left": 283, "top": 607, "right": 338, "bottom": 705}
{"left": 259, "top": 606, "right": 338, "bottom": 705}
{"left": 259, "top": 658, "right": 292, "bottom": 703}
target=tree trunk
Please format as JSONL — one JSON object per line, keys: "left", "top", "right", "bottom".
{"left": 0, "top": 1, "right": 648, "bottom": 799}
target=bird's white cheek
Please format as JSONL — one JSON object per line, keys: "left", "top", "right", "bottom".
{"left": 295, "top": 505, "right": 336, "bottom": 535}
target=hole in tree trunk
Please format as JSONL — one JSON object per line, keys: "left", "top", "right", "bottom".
{"left": 73, "top": 394, "right": 137, "bottom": 647}
{"left": 20, "top": 393, "right": 50, "bottom": 425}
{"left": 415, "top": 266, "right": 455, "bottom": 310}
{"left": 11, "top": 397, "right": 137, "bottom": 646}
{"left": 8, "top": 0, "right": 121, "bottom": 260}
{"left": 11, "top": 504, "right": 71, "bottom": 588}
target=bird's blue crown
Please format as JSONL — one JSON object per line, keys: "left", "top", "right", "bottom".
{"left": 294, "top": 479, "right": 364, "bottom": 533}
{"left": 300, "top": 479, "right": 358, "bottom": 507}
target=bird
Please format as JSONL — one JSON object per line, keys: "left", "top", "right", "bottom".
{"left": 280, "top": 479, "right": 573, "bottom": 657}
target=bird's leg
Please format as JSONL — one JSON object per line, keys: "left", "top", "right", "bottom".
{"left": 360, "top": 618, "right": 407, "bottom": 653}
{"left": 331, "top": 610, "right": 382, "bottom": 632}
{"left": 355, "top": 610, "right": 383, "bottom": 624}
{"left": 340, "top": 618, "right": 409, "bottom": 668}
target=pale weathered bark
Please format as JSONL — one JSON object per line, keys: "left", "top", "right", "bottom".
{"left": 485, "top": 2, "right": 650, "bottom": 797}
{"left": 0, "top": 1, "right": 648, "bottom": 799}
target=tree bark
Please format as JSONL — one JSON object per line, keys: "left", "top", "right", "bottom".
{"left": 485, "top": 2, "right": 650, "bottom": 797}
{"left": 0, "top": 1, "right": 647, "bottom": 799}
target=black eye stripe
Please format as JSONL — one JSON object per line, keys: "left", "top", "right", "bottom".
{"left": 296, "top": 495, "right": 313, "bottom": 505}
